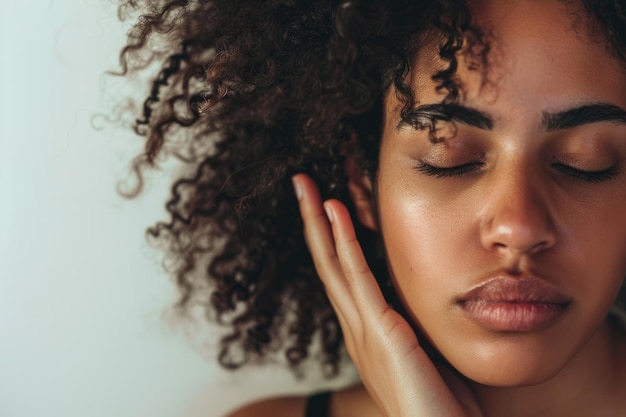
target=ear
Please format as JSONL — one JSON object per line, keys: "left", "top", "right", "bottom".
{"left": 345, "top": 155, "right": 379, "bottom": 232}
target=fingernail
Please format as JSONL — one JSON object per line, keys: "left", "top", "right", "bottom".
{"left": 292, "top": 176, "right": 303, "bottom": 200}
{"left": 323, "top": 202, "right": 335, "bottom": 223}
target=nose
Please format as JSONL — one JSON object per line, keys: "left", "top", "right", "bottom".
{"left": 480, "top": 170, "right": 557, "bottom": 256}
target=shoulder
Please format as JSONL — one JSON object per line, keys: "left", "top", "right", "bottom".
{"left": 224, "top": 395, "right": 307, "bottom": 417}
{"left": 223, "top": 384, "right": 383, "bottom": 417}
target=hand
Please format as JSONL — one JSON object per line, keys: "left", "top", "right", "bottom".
{"left": 293, "top": 173, "right": 482, "bottom": 417}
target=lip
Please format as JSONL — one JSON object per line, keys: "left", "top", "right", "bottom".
{"left": 457, "top": 276, "right": 571, "bottom": 332}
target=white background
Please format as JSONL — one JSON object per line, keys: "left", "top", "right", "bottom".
{"left": 0, "top": 1, "right": 356, "bottom": 416}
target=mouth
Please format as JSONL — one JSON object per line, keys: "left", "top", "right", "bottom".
{"left": 457, "top": 276, "right": 571, "bottom": 332}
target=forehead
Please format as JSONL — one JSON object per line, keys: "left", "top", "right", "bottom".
{"left": 389, "top": 0, "right": 626, "bottom": 126}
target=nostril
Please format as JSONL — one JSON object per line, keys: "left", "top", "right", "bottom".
{"left": 491, "top": 239, "right": 553, "bottom": 256}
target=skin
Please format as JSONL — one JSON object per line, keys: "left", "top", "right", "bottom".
{"left": 226, "top": 1, "right": 626, "bottom": 416}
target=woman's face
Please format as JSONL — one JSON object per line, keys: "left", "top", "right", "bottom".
{"left": 374, "top": 0, "right": 626, "bottom": 385}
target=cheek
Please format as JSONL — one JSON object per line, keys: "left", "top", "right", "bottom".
{"left": 562, "top": 202, "right": 626, "bottom": 306}
{"left": 377, "top": 179, "right": 478, "bottom": 308}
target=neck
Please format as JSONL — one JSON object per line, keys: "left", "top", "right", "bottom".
{"left": 468, "top": 318, "right": 626, "bottom": 417}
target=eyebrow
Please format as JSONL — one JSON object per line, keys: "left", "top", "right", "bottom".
{"left": 398, "top": 102, "right": 626, "bottom": 133}
{"left": 397, "top": 103, "right": 494, "bottom": 131}
{"left": 542, "top": 103, "right": 626, "bottom": 131}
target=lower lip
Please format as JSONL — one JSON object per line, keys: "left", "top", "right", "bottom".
{"left": 459, "top": 301, "right": 568, "bottom": 332}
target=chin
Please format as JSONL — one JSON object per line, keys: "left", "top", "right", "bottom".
{"left": 440, "top": 337, "right": 572, "bottom": 388}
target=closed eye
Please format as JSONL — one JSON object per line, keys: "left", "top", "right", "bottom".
{"left": 415, "top": 162, "right": 485, "bottom": 178}
{"left": 552, "top": 163, "right": 620, "bottom": 183}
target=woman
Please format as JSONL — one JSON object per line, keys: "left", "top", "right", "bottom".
{"left": 117, "top": 0, "right": 626, "bottom": 415}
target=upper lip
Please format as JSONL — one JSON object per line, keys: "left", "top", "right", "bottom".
{"left": 457, "top": 275, "right": 571, "bottom": 305}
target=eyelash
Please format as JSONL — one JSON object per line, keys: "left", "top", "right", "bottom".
{"left": 551, "top": 163, "right": 620, "bottom": 183}
{"left": 415, "top": 162, "right": 621, "bottom": 183}
{"left": 415, "top": 162, "right": 485, "bottom": 178}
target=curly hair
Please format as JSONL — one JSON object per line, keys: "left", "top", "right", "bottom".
{"left": 115, "top": 0, "right": 626, "bottom": 376}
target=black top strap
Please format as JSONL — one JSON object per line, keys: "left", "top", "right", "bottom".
{"left": 305, "top": 391, "right": 332, "bottom": 417}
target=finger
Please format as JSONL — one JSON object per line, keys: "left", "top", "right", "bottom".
{"left": 292, "top": 174, "right": 358, "bottom": 325}
{"left": 323, "top": 199, "right": 389, "bottom": 320}
{"left": 323, "top": 198, "right": 426, "bottom": 372}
